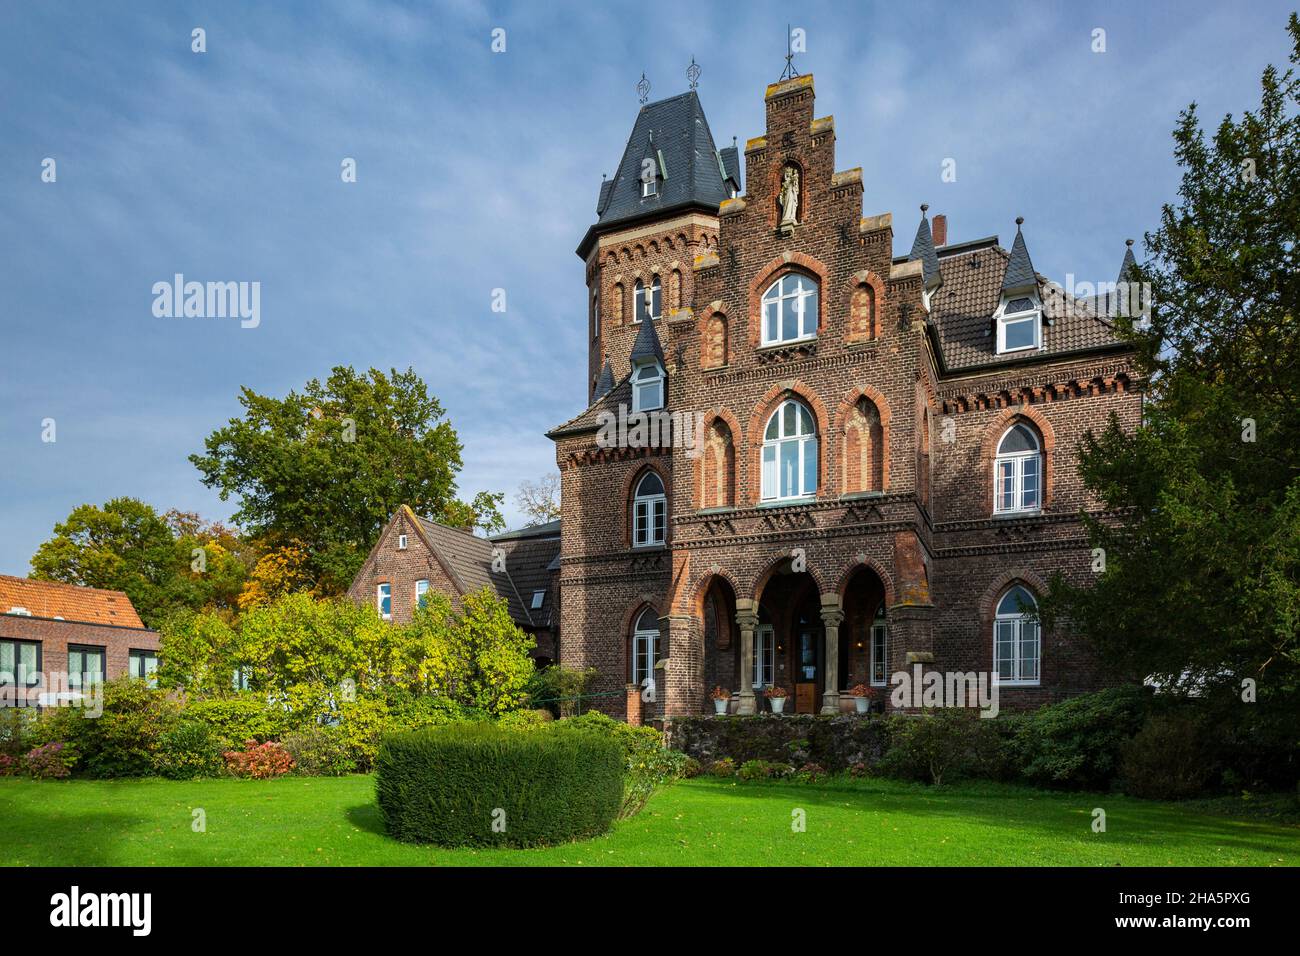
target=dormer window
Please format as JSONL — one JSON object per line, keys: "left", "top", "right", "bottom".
{"left": 997, "top": 296, "right": 1041, "bottom": 353}
{"left": 642, "top": 177, "right": 657, "bottom": 198}
{"left": 631, "top": 360, "right": 664, "bottom": 412}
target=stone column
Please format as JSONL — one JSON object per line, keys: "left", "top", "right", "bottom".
{"left": 820, "top": 593, "right": 844, "bottom": 714}
{"left": 735, "top": 598, "right": 758, "bottom": 715}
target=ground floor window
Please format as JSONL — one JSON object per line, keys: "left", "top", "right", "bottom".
{"left": 0, "top": 639, "right": 41, "bottom": 691}
{"left": 632, "top": 608, "right": 659, "bottom": 690}
{"left": 869, "top": 609, "right": 888, "bottom": 686}
{"left": 67, "top": 645, "right": 105, "bottom": 692}
{"left": 753, "top": 625, "right": 775, "bottom": 689}
{"left": 994, "top": 585, "right": 1040, "bottom": 684}
{"left": 129, "top": 649, "right": 159, "bottom": 687}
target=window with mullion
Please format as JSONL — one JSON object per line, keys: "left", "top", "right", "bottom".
{"left": 632, "top": 628, "right": 659, "bottom": 688}
{"left": 129, "top": 649, "right": 159, "bottom": 687}
{"left": 752, "top": 625, "right": 775, "bottom": 689}
{"left": 761, "top": 274, "right": 819, "bottom": 345}
{"left": 67, "top": 645, "right": 105, "bottom": 692}
{"left": 761, "top": 400, "right": 817, "bottom": 501}
{"left": 0, "top": 639, "right": 41, "bottom": 691}
{"left": 870, "top": 614, "right": 888, "bottom": 686}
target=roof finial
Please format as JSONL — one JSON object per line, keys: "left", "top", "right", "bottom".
{"left": 687, "top": 56, "right": 701, "bottom": 91}
{"left": 920, "top": 203, "right": 930, "bottom": 216}
{"left": 1125, "top": 237, "right": 1134, "bottom": 247}
{"left": 637, "top": 72, "right": 650, "bottom": 105}
{"left": 780, "top": 24, "right": 801, "bottom": 81}
{"left": 1016, "top": 215, "right": 1025, "bottom": 229}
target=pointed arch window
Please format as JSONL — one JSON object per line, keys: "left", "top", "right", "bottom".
{"left": 994, "top": 585, "right": 1040, "bottom": 684}
{"left": 761, "top": 273, "right": 819, "bottom": 345}
{"left": 632, "top": 471, "right": 666, "bottom": 547}
{"left": 762, "top": 399, "right": 818, "bottom": 501}
{"left": 994, "top": 423, "right": 1042, "bottom": 514}
{"left": 870, "top": 606, "right": 889, "bottom": 686}
{"left": 632, "top": 607, "right": 660, "bottom": 689}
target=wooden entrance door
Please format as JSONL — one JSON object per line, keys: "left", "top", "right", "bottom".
{"left": 793, "top": 625, "right": 823, "bottom": 713}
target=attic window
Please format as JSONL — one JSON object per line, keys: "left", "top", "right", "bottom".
{"left": 8, "top": 607, "right": 31, "bottom": 617}
{"left": 997, "top": 296, "right": 1041, "bottom": 354}
{"left": 531, "top": 590, "right": 545, "bottom": 610}
{"left": 642, "top": 177, "right": 657, "bottom": 198}
{"left": 631, "top": 360, "right": 664, "bottom": 412}
{"left": 397, "top": 534, "right": 408, "bottom": 550}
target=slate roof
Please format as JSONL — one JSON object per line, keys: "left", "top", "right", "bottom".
{"left": 491, "top": 530, "right": 562, "bottom": 629}
{"left": 908, "top": 207, "right": 942, "bottom": 292}
{"left": 0, "top": 574, "right": 147, "bottom": 629}
{"left": 593, "top": 355, "right": 614, "bottom": 400}
{"left": 547, "top": 372, "right": 632, "bottom": 438}
{"left": 1001, "top": 220, "right": 1037, "bottom": 295}
{"left": 629, "top": 314, "right": 665, "bottom": 365}
{"left": 920, "top": 237, "right": 1127, "bottom": 371}
{"left": 576, "top": 90, "right": 732, "bottom": 258}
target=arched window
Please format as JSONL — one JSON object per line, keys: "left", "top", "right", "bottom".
{"left": 994, "top": 585, "right": 1040, "bottom": 684}
{"left": 634, "top": 276, "right": 661, "bottom": 323}
{"left": 631, "top": 360, "right": 664, "bottom": 412}
{"left": 633, "top": 279, "right": 646, "bottom": 322}
{"left": 762, "top": 399, "right": 818, "bottom": 501}
{"left": 994, "top": 423, "right": 1042, "bottom": 514}
{"left": 650, "top": 274, "right": 662, "bottom": 321}
{"left": 632, "top": 607, "right": 660, "bottom": 689}
{"left": 843, "top": 396, "right": 884, "bottom": 493}
{"left": 761, "top": 273, "right": 819, "bottom": 345}
{"left": 632, "top": 471, "right": 666, "bottom": 547}
{"left": 612, "top": 282, "right": 625, "bottom": 324}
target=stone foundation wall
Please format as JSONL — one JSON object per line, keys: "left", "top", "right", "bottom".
{"left": 669, "top": 714, "right": 889, "bottom": 771}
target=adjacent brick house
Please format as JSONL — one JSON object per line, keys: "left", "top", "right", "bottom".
{"left": 547, "top": 75, "right": 1142, "bottom": 721}
{"left": 0, "top": 574, "right": 160, "bottom": 707}
{"left": 347, "top": 506, "right": 560, "bottom": 663}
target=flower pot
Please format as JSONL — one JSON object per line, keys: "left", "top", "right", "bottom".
{"left": 853, "top": 697, "right": 870, "bottom": 714}
{"left": 713, "top": 698, "right": 729, "bottom": 715}
{"left": 769, "top": 697, "right": 787, "bottom": 714}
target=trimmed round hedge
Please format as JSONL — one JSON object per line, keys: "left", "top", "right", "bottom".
{"left": 375, "top": 721, "right": 623, "bottom": 847}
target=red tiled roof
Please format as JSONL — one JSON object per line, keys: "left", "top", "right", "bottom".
{"left": 0, "top": 574, "right": 146, "bottom": 628}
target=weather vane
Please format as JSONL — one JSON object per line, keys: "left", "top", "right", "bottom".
{"left": 780, "top": 24, "right": 800, "bottom": 81}
{"left": 687, "top": 57, "right": 700, "bottom": 90}
{"left": 637, "top": 72, "right": 650, "bottom": 105}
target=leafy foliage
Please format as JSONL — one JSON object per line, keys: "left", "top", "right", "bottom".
{"left": 34, "top": 677, "right": 180, "bottom": 778}
{"left": 1011, "top": 686, "right": 1149, "bottom": 790}
{"left": 154, "top": 721, "right": 224, "bottom": 779}
{"left": 879, "top": 710, "right": 1001, "bottom": 786}
{"left": 223, "top": 740, "right": 295, "bottom": 778}
{"left": 560, "top": 711, "right": 688, "bottom": 817}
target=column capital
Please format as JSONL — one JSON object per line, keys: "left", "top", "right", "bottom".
{"left": 820, "top": 607, "right": 845, "bottom": 627}
{"left": 736, "top": 611, "right": 760, "bottom": 631}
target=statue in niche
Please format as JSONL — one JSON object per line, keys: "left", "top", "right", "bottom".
{"left": 778, "top": 165, "right": 800, "bottom": 227}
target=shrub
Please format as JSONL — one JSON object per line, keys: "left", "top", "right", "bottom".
{"left": 336, "top": 696, "right": 390, "bottom": 771}
{"left": 0, "top": 708, "right": 36, "bottom": 764}
{"left": 186, "top": 694, "right": 288, "bottom": 750}
{"left": 375, "top": 722, "right": 623, "bottom": 846}
{"left": 879, "top": 710, "right": 1000, "bottom": 785}
{"left": 33, "top": 677, "right": 179, "bottom": 778}
{"left": 1120, "top": 712, "right": 1216, "bottom": 800}
{"left": 1013, "top": 686, "right": 1149, "bottom": 790}
{"left": 738, "top": 759, "right": 792, "bottom": 781}
{"left": 386, "top": 691, "right": 487, "bottom": 732}
{"left": 497, "top": 708, "right": 553, "bottom": 731}
{"left": 708, "top": 756, "right": 736, "bottom": 777}
{"left": 526, "top": 664, "right": 597, "bottom": 718}
{"left": 224, "top": 739, "right": 295, "bottom": 779}
{"left": 0, "top": 754, "right": 18, "bottom": 776}
{"left": 281, "top": 726, "right": 356, "bottom": 776}
{"left": 155, "top": 721, "right": 224, "bottom": 779}
{"left": 793, "top": 762, "right": 829, "bottom": 783}
{"left": 26, "top": 742, "right": 76, "bottom": 779}
{"left": 681, "top": 756, "right": 703, "bottom": 778}
{"left": 560, "top": 711, "right": 687, "bottom": 817}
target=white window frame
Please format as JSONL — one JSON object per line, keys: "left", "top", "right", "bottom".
{"left": 397, "top": 534, "right": 408, "bottom": 550}
{"left": 632, "top": 611, "right": 659, "bottom": 689}
{"left": 415, "top": 579, "right": 429, "bottom": 608}
{"left": 869, "top": 612, "right": 888, "bottom": 686}
{"left": 632, "top": 471, "right": 667, "bottom": 547}
{"left": 631, "top": 360, "right": 664, "bottom": 412}
{"left": 752, "top": 624, "right": 775, "bottom": 689}
{"left": 993, "top": 424, "right": 1043, "bottom": 515}
{"left": 761, "top": 399, "right": 818, "bottom": 502}
{"left": 760, "top": 273, "right": 818, "bottom": 346}
{"left": 642, "top": 177, "right": 657, "bottom": 198}
{"left": 993, "top": 587, "right": 1041, "bottom": 686}
{"left": 996, "top": 297, "right": 1042, "bottom": 354}
{"left": 377, "top": 583, "right": 392, "bottom": 620}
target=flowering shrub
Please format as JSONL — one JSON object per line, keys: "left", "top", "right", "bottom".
{"left": 26, "top": 742, "right": 76, "bottom": 779}
{"left": 223, "top": 739, "right": 295, "bottom": 778}
{"left": 737, "top": 758, "right": 792, "bottom": 781}
{"left": 0, "top": 753, "right": 20, "bottom": 776}
{"left": 709, "top": 685, "right": 731, "bottom": 700}
{"left": 707, "top": 756, "right": 736, "bottom": 777}
{"left": 763, "top": 686, "right": 788, "bottom": 699}
{"left": 793, "top": 762, "right": 829, "bottom": 783}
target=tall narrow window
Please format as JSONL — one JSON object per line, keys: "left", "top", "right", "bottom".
{"left": 762, "top": 399, "right": 818, "bottom": 501}
{"left": 994, "top": 423, "right": 1042, "bottom": 514}
{"left": 994, "top": 585, "right": 1040, "bottom": 684}
{"left": 415, "top": 579, "right": 429, "bottom": 608}
{"left": 67, "top": 645, "right": 105, "bottom": 693}
{"left": 753, "top": 624, "right": 775, "bottom": 689}
{"left": 869, "top": 608, "right": 888, "bottom": 686}
{"left": 633, "top": 279, "right": 647, "bottom": 323}
{"left": 377, "top": 583, "right": 392, "bottom": 620}
{"left": 761, "top": 273, "right": 819, "bottom": 345}
{"left": 632, "top": 608, "right": 660, "bottom": 689}
{"left": 649, "top": 275, "right": 661, "bottom": 321}
{"left": 632, "top": 471, "right": 666, "bottom": 547}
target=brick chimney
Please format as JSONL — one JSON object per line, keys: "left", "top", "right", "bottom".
{"left": 932, "top": 214, "right": 948, "bottom": 248}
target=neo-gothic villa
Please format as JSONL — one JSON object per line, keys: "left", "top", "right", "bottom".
{"left": 353, "top": 73, "right": 1142, "bottom": 722}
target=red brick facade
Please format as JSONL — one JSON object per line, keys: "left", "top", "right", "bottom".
{"left": 551, "top": 75, "right": 1141, "bottom": 723}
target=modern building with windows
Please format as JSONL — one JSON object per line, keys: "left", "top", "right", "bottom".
{"left": 546, "top": 74, "right": 1142, "bottom": 719}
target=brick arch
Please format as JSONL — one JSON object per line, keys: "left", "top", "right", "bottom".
{"left": 744, "top": 380, "right": 831, "bottom": 505}
{"left": 981, "top": 406, "right": 1056, "bottom": 512}
{"left": 977, "top": 570, "right": 1050, "bottom": 626}
{"left": 748, "top": 552, "right": 828, "bottom": 605}
{"left": 747, "top": 252, "right": 830, "bottom": 349}
{"left": 693, "top": 407, "right": 742, "bottom": 509}
{"left": 610, "top": 282, "right": 625, "bottom": 325}
{"left": 834, "top": 556, "right": 896, "bottom": 608}
{"left": 833, "top": 384, "right": 892, "bottom": 494}
{"left": 683, "top": 567, "right": 742, "bottom": 617}
{"left": 846, "top": 269, "right": 886, "bottom": 343}
{"left": 698, "top": 303, "right": 729, "bottom": 370}
{"left": 620, "top": 459, "right": 671, "bottom": 550}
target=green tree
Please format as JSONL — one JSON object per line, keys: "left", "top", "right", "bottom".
{"left": 452, "top": 588, "right": 536, "bottom": 714}
{"left": 1044, "top": 15, "right": 1300, "bottom": 700}
{"left": 189, "top": 366, "right": 503, "bottom": 593}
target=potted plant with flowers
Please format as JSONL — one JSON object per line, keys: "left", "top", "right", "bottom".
{"left": 764, "top": 685, "right": 789, "bottom": 715}
{"left": 710, "top": 685, "right": 731, "bottom": 715}
{"left": 848, "top": 683, "right": 875, "bottom": 714}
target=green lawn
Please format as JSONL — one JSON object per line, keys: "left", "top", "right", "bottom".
{"left": 1, "top": 775, "right": 1295, "bottom": 866}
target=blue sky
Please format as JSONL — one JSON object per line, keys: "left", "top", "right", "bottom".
{"left": 1, "top": 0, "right": 1295, "bottom": 576}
